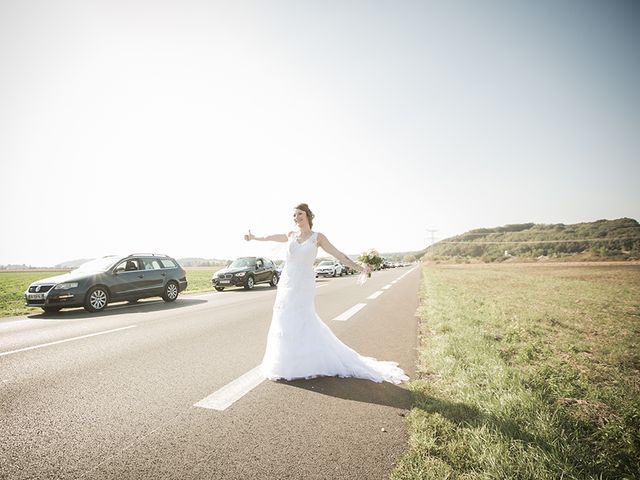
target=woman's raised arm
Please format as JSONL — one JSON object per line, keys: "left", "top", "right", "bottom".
{"left": 316, "top": 233, "right": 367, "bottom": 274}
{"left": 244, "top": 230, "right": 289, "bottom": 243}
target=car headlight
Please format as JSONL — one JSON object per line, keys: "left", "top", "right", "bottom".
{"left": 54, "top": 282, "right": 79, "bottom": 290}
{"left": 235, "top": 272, "right": 246, "bottom": 277}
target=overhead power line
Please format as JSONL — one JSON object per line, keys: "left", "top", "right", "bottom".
{"left": 426, "top": 229, "right": 438, "bottom": 246}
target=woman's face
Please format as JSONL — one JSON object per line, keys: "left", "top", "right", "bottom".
{"left": 293, "top": 208, "right": 308, "bottom": 228}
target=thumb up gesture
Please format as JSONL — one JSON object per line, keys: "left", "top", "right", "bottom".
{"left": 244, "top": 229, "right": 254, "bottom": 242}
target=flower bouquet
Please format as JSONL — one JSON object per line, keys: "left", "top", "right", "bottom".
{"left": 356, "top": 248, "right": 383, "bottom": 285}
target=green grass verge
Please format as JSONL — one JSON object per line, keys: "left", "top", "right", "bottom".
{"left": 0, "top": 271, "right": 69, "bottom": 317}
{"left": 392, "top": 263, "right": 640, "bottom": 480}
{"left": 182, "top": 267, "right": 221, "bottom": 293}
{"left": 0, "top": 267, "right": 222, "bottom": 317}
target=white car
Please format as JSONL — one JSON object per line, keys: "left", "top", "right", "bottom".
{"left": 314, "top": 259, "right": 343, "bottom": 277}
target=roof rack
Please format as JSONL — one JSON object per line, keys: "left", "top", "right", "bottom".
{"left": 127, "top": 253, "right": 169, "bottom": 258}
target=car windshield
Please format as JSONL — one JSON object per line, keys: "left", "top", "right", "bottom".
{"left": 230, "top": 258, "right": 256, "bottom": 269}
{"left": 73, "top": 257, "right": 119, "bottom": 273}
{"left": 319, "top": 260, "right": 333, "bottom": 266}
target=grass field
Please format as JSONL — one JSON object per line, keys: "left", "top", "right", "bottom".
{"left": 392, "top": 263, "right": 640, "bottom": 480}
{"left": 0, "top": 267, "right": 221, "bottom": 317}
{"left": 182, "top": 267, "right": 222, "bottom": 293}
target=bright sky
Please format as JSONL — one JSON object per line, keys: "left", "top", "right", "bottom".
{"left": 1, "top": 1, "right": 639, "bottom": 266}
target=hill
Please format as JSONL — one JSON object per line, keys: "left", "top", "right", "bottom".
{"left": 421, "top": 218, "right": 640, "bottom": 262}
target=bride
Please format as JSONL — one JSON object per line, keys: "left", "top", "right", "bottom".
{"left": 244, "top": 203, "right": 409, "bottom": 384}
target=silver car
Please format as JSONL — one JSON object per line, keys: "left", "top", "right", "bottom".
{"left": 314, "top": 259, "right": 343, "bottom": 277}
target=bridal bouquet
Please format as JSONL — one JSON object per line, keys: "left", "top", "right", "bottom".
{"left": 356, "top": 249, "right": 382, "bottom": 285}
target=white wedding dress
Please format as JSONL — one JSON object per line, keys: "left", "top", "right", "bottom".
{"left": 260, "top": 232, "right": 409, "bottom": 384}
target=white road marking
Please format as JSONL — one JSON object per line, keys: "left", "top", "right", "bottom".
{"left": 333, "top": 303, "right": 367, "bottom": 321}
{"left": 0, "top": 325, "right": 138, "bottom": 357}
{"left": 397, "top": 266, "right": 418, "bottom": 280}
{"left": 194, "top": 366, "right": 264, "bottom": 411}
{"left": 367, "top": 291, "right": 384, "bottom": 300}
{"left": 382, "top": 284, "right": 392, "bottom": 290}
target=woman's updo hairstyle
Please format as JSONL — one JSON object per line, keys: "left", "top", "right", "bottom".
{"left": 295, "top": 203, "right": 315, "bottom": 228}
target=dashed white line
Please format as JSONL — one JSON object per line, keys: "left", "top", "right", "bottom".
{"left": 382, "top": 284, "right": 392, "bottom": 290}
{"left": 367, "top": 291, "right": 384, "bottom": 300}
{"left": 0, "top": 325, "right": 138, "bottom": 357}
{"left": 194, "top": 366, "right": 264, "bottom": 411}
{"left": 333, "top": 303, "right": 367, "bottom": 321}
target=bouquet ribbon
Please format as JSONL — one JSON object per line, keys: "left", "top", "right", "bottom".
{"left": 356, "top": 266, "right": 371, "bottom": 285}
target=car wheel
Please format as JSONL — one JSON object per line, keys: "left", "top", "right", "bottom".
{"left": 270, "top": 274, "right": 279, "bottom": 287}
{"left": 244, "top": 275, "right": 255, "bottom": 290}
{"left": 162, "top": 281, "right": 179, "bottom": 302}
{"left": 42, "top": 306, "right": 61, "bottom": 313}
{"left": 332, "top": 269, "right": 337, "bottom": 277}
{"left": 85, "top": 286, "right": 109, "bottom": 312}
{"left": 214, "top": 286, "right": 225, "bottom": 292}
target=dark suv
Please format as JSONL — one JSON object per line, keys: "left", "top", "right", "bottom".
{"left": 25, "top": 254, "right": 188, "bottom": 313}
{"left": 212, "top": 257, "right": 278, "bottom": 291}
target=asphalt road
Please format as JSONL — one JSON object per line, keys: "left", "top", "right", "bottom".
{"left": 0, "top": 266, "right": 420, "bottom": 480}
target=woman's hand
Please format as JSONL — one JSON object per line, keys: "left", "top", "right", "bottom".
{"left": 244, "top": 230, "right": 254, "bottom": 241}
{"left": 362, "top": 264, "right": 372, "bottom": 277}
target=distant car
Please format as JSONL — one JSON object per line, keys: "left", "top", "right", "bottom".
{"left": 340, "top": 263, "right": 356, "bottom": 275}
{"left": 212, "top": 256, "right": 278, "bottom": 291}
{"left": 314, "top": 259, "right": 343, "bottom": 277}
{"left": 24, "top": 254, "right": 188, "bottom": 313}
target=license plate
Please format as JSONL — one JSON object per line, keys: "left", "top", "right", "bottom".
{"left": 219, "top": 280, "right": 231, "bottom": 284}
{"left": 28, "top": 293, "right": 45, "bottom": 300}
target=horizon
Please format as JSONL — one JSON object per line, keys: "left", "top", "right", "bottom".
{"left": 2, "top": 215, "right": 637, "bottom": 268}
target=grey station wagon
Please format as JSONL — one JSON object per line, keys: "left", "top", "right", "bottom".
{"left": 25, "top": 254, "right": 188, "bottom": 313}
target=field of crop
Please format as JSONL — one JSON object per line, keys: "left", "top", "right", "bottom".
{"left": 0, "top": 267, "right": 221, "bottom": 317}
{"left": 393, "top": 262, "right": 640, "bottom": 480}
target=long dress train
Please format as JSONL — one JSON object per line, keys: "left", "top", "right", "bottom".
{"left": 260, "top": 232, "right": 409, "bottom": 384}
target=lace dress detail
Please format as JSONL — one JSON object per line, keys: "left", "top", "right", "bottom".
{"left": 260, "top": 232, "right": 409, "bottom": 384}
